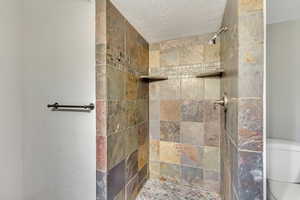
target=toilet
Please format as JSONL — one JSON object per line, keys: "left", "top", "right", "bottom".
{"left": 267, "top": 138, "right": 300, "bottom": 200}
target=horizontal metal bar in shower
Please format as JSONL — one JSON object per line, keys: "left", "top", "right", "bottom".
{"left": 47, "top": 102, "right": 95, "bottom": 110}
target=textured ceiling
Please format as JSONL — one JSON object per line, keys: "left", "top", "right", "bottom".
{"left": 268, "top": 0, "right": 300, "bottom": 24}
{"left": 111, "top": 0, "right": 227, "bottom": 43}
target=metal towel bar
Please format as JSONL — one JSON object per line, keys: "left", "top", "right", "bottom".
{"left": 47, "top": 102, "right": 95, "bottom": 111}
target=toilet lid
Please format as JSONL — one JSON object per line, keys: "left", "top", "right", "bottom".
{"left": 269, "top": 180, "right": 300, "bottom": 200}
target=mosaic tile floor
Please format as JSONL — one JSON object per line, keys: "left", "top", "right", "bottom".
{"left": 136, "top": 179, "right": 221, "bottom": 200}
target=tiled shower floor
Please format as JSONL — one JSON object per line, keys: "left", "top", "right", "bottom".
{"left": 136, "top": 179, "right": 221, "bottom": 200}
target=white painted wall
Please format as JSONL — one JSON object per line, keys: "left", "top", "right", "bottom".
{"left": 0, "top": 0, "right": 23, "bottom": 199}
{"left": 23, "top": 0, "right": 96, "bottom": 200}
{"left": 267, "top": 19, "right": 300, "bottom": 142}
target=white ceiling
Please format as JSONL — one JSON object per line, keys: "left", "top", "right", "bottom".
{"left": 268, "top": 0, "right": 300, "bottom": 24}
{"left": 111, "top": 0, "right": 227, "bottom": 43}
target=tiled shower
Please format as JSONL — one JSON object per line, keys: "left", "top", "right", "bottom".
{"left": 148, "top": 35, "right": 221, "bottom": 192}
{"left": 96, "top": 0, "right": 264, "bottom": 200}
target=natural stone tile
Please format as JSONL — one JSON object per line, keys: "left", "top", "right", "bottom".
{"left": 97, "top": 170, "right": 107, "bottom": 200}
{"left": 239, "top": 11, "right": 264, "bottom": 44}
{"left": 159, "top": 79, "right": 180, "bottom": 100}
{"left": 97, "top": 136, "right": 107, "bottom": 172}
{"left": 160, "top": 163, "right": 181, "bottom": 183}
{"left": 126, "top": 101, "right": 137, "bottom": 127}
{"left": 149, "top": 101, "right": 160, "bottom": 120}
{"left": 137, "top": 80, "right": 149, "bottom": 100}
{"left": 149, "top": 161, "right": 160, "bottom": 179}
{"left": 204, "top": 100, "right": 220, "bottom": 122}
{"left": 107, "top": 2, "right": 125, "bottom": 64}
{"left": 160, "top": 141, "right": 181, "bottom": 165}
{"left": 138, "top": 164, "right": 149, "bottom": 186}
{"left": 150, "top": 43, "right": 160, "bottom": 51}
{"left": 136, "top": 179, "right": 221, "bottom": 200}
{"left": 114, "top": 189, "right": 125, "bottom": 200}
{"left": 160, "top": 47, "right": 179, "bottom": 67}
{"left": 96, "top": 0, "right": 106, "bottom": 45}
{"left": 126, "top": 73, "right": 138, "bottom": 101}
{"left": 180, "top": 122, "right": 204, "bottom": 146}
{"left": 181, "top": 144, "right": 204, "bottom": 168}
{"left": 126, "top": 150, "right": 138, "bottom": 182}
{"left": 238, "top": 99, "right": 263, "bottom": 151}
{"left": 239, "top": 43, "right": 264, "bottom": 98}
{"left": 96, "top": 65, "right": 106, "bottom": 100}
{"left": 96, "top": 100, "right": 107, "bottom": 136}
{"left": 203, "top": 147, "right": 220, "bottom": 171}
{"left": 205, "top": 78, "right": 221, "bottom": 100}
{"left": 150, "top": 140, "right": 160, "bottom": 162}
{"left": 181, "top": 100, "right": 204, "bottom": 122}
{"left": 150, "top": 50, "right": 160, "bottom": 68}
{"left": 204, "top": 43, "right": 220, "bottom": 63}
{"left": 107, "top": 160, "right": 125, "bottom": 200}
{"left": 238, "top": 151, "right": 263, "bottom": 200}
{"left": 149, "top": 120, "right": 160, "bottom": 140}
{"left": 204, "top": 122, "right": 221, "bottom": 147}
{"left": 107, "top": 67, "right": 125, "bottom": 101}
{"left": 160, "top": 100, "right": 181, "bottom": 121}
{"left": 149, "top": 82, "right": 160, "bottom": 100}
{"left": 239, "top": 0, "right": 263, "bottom": 13}
{"left": 125, "top": 174, "right": 139, "bottom": 200}
{"left": 96, "top": 44, "right": 107, "bottom": 66}
{"left": 136, "top": 100, "right": 148, "bottom": 123}
{"left": 125, "top": 127, "right": 138, "bottom": 157}
{"left": 138, "top": 143, "right": 148, "bottom": 170}
{"left": 107, "top": 101, "right": 127, "bottom": 134}
{"left": 179, "top": 44, "right": 204, "bottom": 65}
{"left": 138, "top": 122, "right": 148, "bottom": 146}
{"left": 181, "top": 166, "right": 204, "bottom": 186}
{"left": 203, "top": 170, "right": 221, "bottom": 193}
{"left": 160, "top": 121, "right": 180, "bottom": 143}
{"left": 107, "top": 132, "right": 125, "bottom": 170}
{"left": 181, "top": 78, "right": 204, "bottom": 100}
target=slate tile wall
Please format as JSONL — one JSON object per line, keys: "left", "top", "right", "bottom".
{"left": 220, "top": 0, "right": 264, "bottom": 200}
{"left": 149, "top": 34, "right": 222, "bottom": 193}
{"left": 96, "top": 1, "right": 149, "bottom": 199}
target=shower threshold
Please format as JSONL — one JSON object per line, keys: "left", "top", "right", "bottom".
{"left": 136, "top": 179, "right": 221, "bottom": 200}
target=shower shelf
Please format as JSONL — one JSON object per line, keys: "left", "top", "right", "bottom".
{"left": 139, "top": 75, "right": 168, "bottom": 81}
{"left": 196, "top": 69, "right": 224, "bottom": 78}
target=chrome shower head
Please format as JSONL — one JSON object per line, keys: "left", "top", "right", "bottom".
{"left": 208, "top": 26, "right": 228, "bottom": 45}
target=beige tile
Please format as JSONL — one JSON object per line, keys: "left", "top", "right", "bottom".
{"left": 150, "top": 50, "right": 160, "bottom": 68}
{"left": 150, "top": 140, "right": 160, "bottom": 161}
{"left": 181, "top": 78, "right": 204, "bottom": 100}
{"left": 160, "top": 162, "right": 181, "bottom": 183}
{"left": 179, "top": 44, "right": 204, "bottom": 65}
{"left": 126, "top": 73, "right": 138, "bottom": 101}
{"left": 149, "top": 161, "right": 160, "bottom": 179}
{"left": 205, "top": 78, "right": 221, "bottom": 99}
{"left": 239, "top": 0, "right": 263, "bottom": 13}
{"left": 160, "top": 100, "right": 181, "bottom": 121}
{"left": 204, "top": 43, "right": 220, "bottom": 63}
{"left": 159, "top": 79, "right": 180, "bottom": 100}
{"left": 160, "top": 141, "right": 181, "bottom": 164}
{"left": 180, "top": 122, "right": 204, "bottom": 146}
{"left": 138, "top": 143, "right": 148, "bottom": 170}
{"left": 149, "top": 101, "right": 160, "bottom": 120}
{"left": 203, "top": 147, "right": 220, "bottom": 171}
{"left": 160, "top": 47, "right": 179, "bottom": 67}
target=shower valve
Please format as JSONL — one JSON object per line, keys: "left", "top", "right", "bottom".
{"left": 214, "top": 95, "right": 228, "bottom": 110}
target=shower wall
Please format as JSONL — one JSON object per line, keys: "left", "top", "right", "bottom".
{"left": 148, "top": 34, "right": 221, "bottom": 192}
{"left": 96, "top": 1, "right": 149, "bottom": 199}
{"left": 220, "top": 0, "right": 264, "bottom": 199}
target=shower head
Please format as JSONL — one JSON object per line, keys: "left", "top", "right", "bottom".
{"left": 208, "top": 36, "right": 217, "bottom": 45}
{"left": 208, "top": 26, "right": 228, "bottom": 45}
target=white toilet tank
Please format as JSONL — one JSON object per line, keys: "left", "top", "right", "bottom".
{"left": 267, "top": 138, "right": 300, "bottom": 183}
